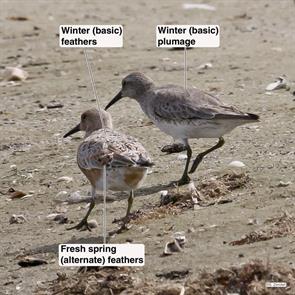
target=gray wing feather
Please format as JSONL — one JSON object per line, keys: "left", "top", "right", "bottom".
{"left": 152, "top": 86, "right": 249, "bottom": 122}
{"left": 77, "top": 129, "right": 151, "bottom": 170}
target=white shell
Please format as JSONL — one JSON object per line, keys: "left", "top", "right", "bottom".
{"left": 2, "top": 67, "right": 28, "bottom": 81}
{"left": 57, "top": 176, "right": 73, "bottom": 183}
{"left": 160, "top": 190, "right": 168, "bottom": 197}
{"left": 265, "top": 76, "right": 288, "bottom": 91}
{"left": 228, "top": 160, "right": 246, "bottom": 168}
{"left": 177, "top": 154, "right": 188, "bottom": 161}
{"left": 198, "top": 62, "right": 213, "bottom": 70}
{"left": 182, "top": 3, "right": 216, "bottom": 11}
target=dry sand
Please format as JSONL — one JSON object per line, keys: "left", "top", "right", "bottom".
{"left": 0, "top": 0, "right": 295, "bottom": 294}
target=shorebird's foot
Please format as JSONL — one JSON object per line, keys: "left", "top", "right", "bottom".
{"left": 67, "top": 218, "right": 92, "bottom": 231}
{"left": 169, "top": 175, "right": 191, "bottom": 186}
{"left": 161, "top": 143, "right": 187, "bottom": 154}
{"left": 110, "top": 215, "right": 132, "bottom": 236}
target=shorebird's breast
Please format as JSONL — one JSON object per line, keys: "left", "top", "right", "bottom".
{"left": 80, "top": 166, "right": 148, "bottom": 192}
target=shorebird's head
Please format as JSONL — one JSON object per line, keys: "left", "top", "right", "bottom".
{"left": 63, "top": 108, "right": 113, "bottom": 138}
{"left": 105, "top": 72, "right": 154, "bottom": 110}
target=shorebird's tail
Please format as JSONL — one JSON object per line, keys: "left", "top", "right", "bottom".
{"left": 246, "top": 112, "right": 260, "bottom": 121}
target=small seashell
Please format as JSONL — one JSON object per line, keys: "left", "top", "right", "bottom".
{"left": 160, "top": 190, "right": 168, "bottom": 197}
{"left": 88, "top": 219, "right": 98, "bottom": 229}
{"left": 274, "top": 245, "right": 282, "bottom": 250}
{"left": 277, "top": 181, "right": 291, "bottom": 187}
{"left": 209, "top": 224, "right": 217, "bottom": 228}
{"left": 56, "top": 191, "right": 68, "bottom": 198}
{"left": 9, "top": 214, "right": 27, "bottom": 224}
{"left": 163, "top": 240, "right": 183, "bottom": 255}
{"left": 173, "top": 232, "right": 186, "bottom": 247}
{"left": 2, "top": 67, "right": 28, "bottom": 81}
{"left": 156, "top": 284, "right": 185, "bottom": 295}
{"left": 198, "top": 62, "right": 213, "bottom": 70}
{"left": 177, "top": 154, "right": 188, "bottom": 161}
{"left": 228, "top": 160, "right": 246, "bottom": 168}
{"left": 247, "top": 218, "right": 257, "bottom": 225}
{"left": 47, "top": 213, "right": 68, "bottom": 224}
{"left": 10, "top": 164, "right": 17, "bottom": 170}
{"left": 66, "top": 191, "right": 91, "bottom": 204}
{"left": 57, "top": 176, "right": 73, "bottom": 183}
{"left": 265, "top": 76, "right": 289, "bottom": 91}
{"left": 7, "top": 188, "right": 26, "bottom": 199}
{"left": 182, "top": 3, "right": 216, "bottom": 11}
{"left": 187, "top": 227, "right": 195, "bottom": 233}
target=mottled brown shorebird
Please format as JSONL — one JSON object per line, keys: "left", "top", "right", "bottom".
{"left": 64, "top": 108, "right": 152, "bottom": 230}
{"left": 105, "top": 72, "right": 259, "bottom": 185}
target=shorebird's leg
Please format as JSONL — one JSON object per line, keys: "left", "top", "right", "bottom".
{"left": 161, "top": 143, "right": 187, "bottom": 154}
{"left": 67, "top": 186, "right": 96, "bottom": 231}
{"left": 189, "top": 137, "right": 225, "bottom": 174}
{"left": 126, "top": 190, "right": 134, "bottom": 217}
{"left": 177, "top": 142, "right": 192, "bottom": 186}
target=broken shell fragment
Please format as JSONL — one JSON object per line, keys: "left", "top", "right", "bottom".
{"left": 164, "top": 240, "right": 183, "bottom": 255}
{"left": 265, "top": 76, "right": 289, "bottom": 91}
{"left": 164, "top": 234, "right": 186, "bottom": 255}
{"left": 10, "top": 214, "right": 27, "bottom": 224}
{"left": 57, "top": 176, "right": 73, "bottom": 183}
{"left": 88, "top": 219, "right": 98, "bottom": 229}
{"left": 7, "top": 188, "right": 26, "bottom": 199}
{"left": 2, "top": 67, "right": 28, "bottom": 81}
{"left": 198, "top": 62, "right": 213, "bottom": 70}
{"left": 228, "top": 160, "right": 246, "bottom": 168}
{"left": 177, "top": 154, "right": 188, "bottom": 161}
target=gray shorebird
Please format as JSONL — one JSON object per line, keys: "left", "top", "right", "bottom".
{"left": 105, "top": 72, "right": 259, "bottom": 185}
{"left": 64, "top": 108, "right": 152, "bottom": 230}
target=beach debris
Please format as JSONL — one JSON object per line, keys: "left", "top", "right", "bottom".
{"left": 197, "top": 62, "right": 213, "bottom": 70}
{"left": 88, "top": 219, "right": 98, "bottom": 229}
{"left": 277, "top": 181, "right": 291, "bottom": 187}
{"left": 47, "top": 213, "right": 68, "bottom": 224}
{"left": 55, "top": 190, "right": 68, "bottom": 200}
{"left": 164, "top": 233, "right": 186, "bottom": 255}
{"left": 66, "top": 191, "right": 92, "bottom": 204}
{"left": 228, "top": 160, "right": 246, "bottom": 168}
{"left": 155, "top": 284, "right": 185, "bottom": 295}
{"left": 8, "top": 16, "right": 28, "bottom": 21}
{"left": 36, "top": 259, "right": 295, "bottom": 294}
{"left": 182, "top": 3, "right": 216, "bottom": 11}
{"left": 177, "top": 154, "right": 188, "bottom": 161}
{"left": 266, "top": 76, "right": 290, "bottom": 91}
{"left": 2, "top": 67, "right": 28, "bottom": 81}
{"left": 57, "top": 176, "right": 73, "bottom": 183}
{"left": 247, "top": 218, "right": 258, "bottom": 225}
{"left": 7, "top": 188, "right": 26, "bottom": 199}
{"left": 47, "top": 103, "right": 64, "bottom": 109}
{"left": 18, "top": 256, "right": 47, "bottom": 267}
{"left": 230, "top": 211, "right": 295, "bottom": 245}
{"left": 9, "top": 214, "right": 27, "bottom": 224}
{"left": 156, "top": 269, "right": 190, "bottom": 280}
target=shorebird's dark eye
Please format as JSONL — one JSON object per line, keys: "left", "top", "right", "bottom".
{"left": 81, "top": 114, "right": 86, "bottom": 120}
{"left": 122, "top": 80, "right": 127, "bottom": 87}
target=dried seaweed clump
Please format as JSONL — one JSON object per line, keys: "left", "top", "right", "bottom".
{"left": 230, "top": 212, "right": 295, "bottom": 246}
{"left": 185, "top": 260, "right": 295, "bottom": 295}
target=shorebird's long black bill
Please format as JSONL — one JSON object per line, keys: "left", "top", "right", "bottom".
{"left": 105, "top": 91, "right": 122, "bottom": 110}
{"left": 63, "top": 124, "right": 80, "bottom": 138}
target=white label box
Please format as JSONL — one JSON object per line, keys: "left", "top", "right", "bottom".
{"left": 156, "top": 25, "right": 220, "bottom": 48}
{"left": 59, "top": 244, "right": 144, "bottom": 266}
{"left": 59, "top": 25, "right": 123, "bottom": 48}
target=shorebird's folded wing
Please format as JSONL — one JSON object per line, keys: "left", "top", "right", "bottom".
{"left": 153, "top": 87, "right": 258, "bottom": 122}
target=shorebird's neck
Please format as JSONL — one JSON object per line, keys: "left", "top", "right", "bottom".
{"left": 84, "top": 126, "right": 112, "bottom": 138}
